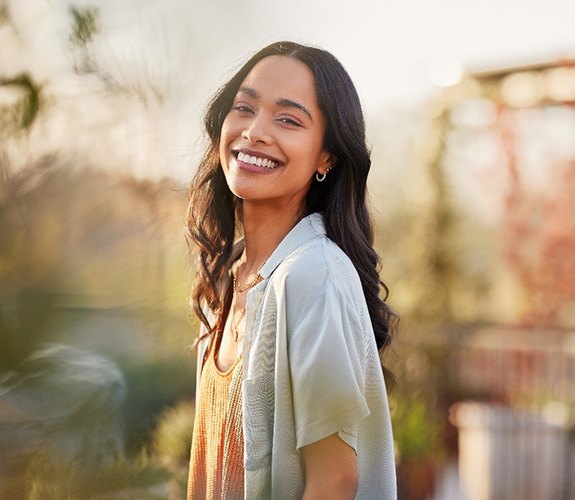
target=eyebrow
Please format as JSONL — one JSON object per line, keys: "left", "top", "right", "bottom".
{"left": 237, "top": 86, "right": 313, "bottom": 121}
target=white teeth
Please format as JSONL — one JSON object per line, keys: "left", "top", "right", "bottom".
{"left": 237, "top": 151, "right": 279, "bottom": 169}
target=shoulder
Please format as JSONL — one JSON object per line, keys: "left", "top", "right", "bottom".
{"left": 270, "top": 233, "right": 362, "bottom": 305}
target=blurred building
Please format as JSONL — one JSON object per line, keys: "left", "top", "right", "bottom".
{"left": 427, "top": 59, "right": 575, "bottom": 500}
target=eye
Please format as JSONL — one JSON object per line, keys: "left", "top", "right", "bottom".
{"left": 277, "top": 116, "right": 302, "bottom": 127}
{"left": 231, "top": 104, "right": 254, "bottom": 114}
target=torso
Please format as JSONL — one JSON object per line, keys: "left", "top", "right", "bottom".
{"left": 187, "top": 334, "right": 245, "bottom": 500}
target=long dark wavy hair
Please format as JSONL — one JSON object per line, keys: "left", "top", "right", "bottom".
{"left": 187, "top": 41, "right": 397, "bottom": 360}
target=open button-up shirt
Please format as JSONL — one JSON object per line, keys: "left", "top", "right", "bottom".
{"left": 195, "top": 213, "right": 397, "bottom": 499}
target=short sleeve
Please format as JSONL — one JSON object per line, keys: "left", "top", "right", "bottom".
{"left": 287, "top": 278, "right": 370, "bottom": 451}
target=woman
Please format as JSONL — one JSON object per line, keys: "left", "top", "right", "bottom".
{"left": 187, "top": 41, "right": 397, "bottom": 499}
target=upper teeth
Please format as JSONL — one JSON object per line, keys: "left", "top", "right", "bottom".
{"left": 237, "top": 151, "right": 279, "bottom": 169}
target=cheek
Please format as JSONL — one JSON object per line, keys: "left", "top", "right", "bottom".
{"left": 297, "top": 140, "right": 328, "bottom": 173}
{"left": 218, "top": 139, "right": 227, "bottom": 167}
{"left": 219, "top": 121, "right": 232, "bottom": 166}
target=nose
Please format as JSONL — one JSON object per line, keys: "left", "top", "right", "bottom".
{"left": 241, "top": 114, "right": 272, "bottom": 145}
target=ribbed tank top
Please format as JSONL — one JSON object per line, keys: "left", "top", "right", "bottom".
{"left": 187, "top": 337, "right": 244, "bottom": 500}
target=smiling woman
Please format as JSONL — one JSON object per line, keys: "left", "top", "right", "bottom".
{"left": 186, "top": 41, "right": 397, "bottom": 500}
{"left": 219, "top": 55, "right": 333, "bottom": 215}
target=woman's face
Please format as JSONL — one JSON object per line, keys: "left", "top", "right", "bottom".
{"left": 219, "top": 55, "right": 332, "bottom": 212}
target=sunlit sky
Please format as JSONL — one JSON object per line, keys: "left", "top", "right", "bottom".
{"left": 9, "top": 0, "right": 575, "bottom": 105}
{"left": 71, "top": 0, "right": 575, "bottom": 109}
{"left": 4, "top": 0, "right": 575, "bottom": 183}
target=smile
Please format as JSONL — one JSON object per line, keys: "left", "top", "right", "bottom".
{"left": 236, "top": 151, "right": 281, "bottom": 169}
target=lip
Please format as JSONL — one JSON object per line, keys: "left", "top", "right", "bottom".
{"left": 231, "top": 147, "right": 284, "bottom": 174}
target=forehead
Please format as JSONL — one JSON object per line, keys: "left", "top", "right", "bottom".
{"left": 239, "top": 55, "right": 319, "bottom": 108}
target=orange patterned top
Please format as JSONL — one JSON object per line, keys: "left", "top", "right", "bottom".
{"left": 187, "top": 337, "right": 244, "bottom": 500}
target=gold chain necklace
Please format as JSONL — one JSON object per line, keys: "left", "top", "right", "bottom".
{"left": 231, "top": 307, "right": 245, "bottom": 343}
{"left": 232, "top": 269, "right": 263, "bottom": 294}
{"left": 230, "top": 263, "right": 264, "bottom": 343}
{"left": 230, "top": 270, "right": 260, "bottom": 343}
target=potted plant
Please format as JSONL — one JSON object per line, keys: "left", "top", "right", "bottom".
{"left": 392, "top": 392, "right": 444, "bottom": 500}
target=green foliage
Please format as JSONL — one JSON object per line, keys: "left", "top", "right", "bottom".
{"left": 68, "top": 6, "right": 99, "bottom": 47}
{"left": 387, "top": 329, "right": 450, "bottom": 464}
{"left": 0, "top": 74, "right": 41, "bottom": 132}
{"left": 149, "top": 400, "right": 196, "bottom": 498}
{"left": 151, "top": 400, "right": 195, "bottom": 468}
{"left": 392, "top": 393, "right": 443, "bottom": 461}
{"left": 2, "top": 452, "right": 169, "bottom": 499}
{"left": 122, "top": 358, "right": 195, "bottom": 453}
{"left": 0, "top": 5, "right": 7, "bottom": 24}
{"left": 68, "top": 5, "right": 100, "bottom": 72}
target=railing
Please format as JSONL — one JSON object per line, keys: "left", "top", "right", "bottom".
{"left": 448, "top": 326, "right": 575, "bottom": 500}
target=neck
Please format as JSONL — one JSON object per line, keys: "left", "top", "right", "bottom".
{"left": 239, "top": 200, "right": 305, "bottom": 274}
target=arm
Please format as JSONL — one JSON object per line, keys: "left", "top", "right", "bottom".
{"left": 301, "top": 433, "right": 358, "bottom": 500}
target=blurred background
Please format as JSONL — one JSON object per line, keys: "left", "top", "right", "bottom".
{"left": 1, "top": 0, "right": 574, "bottom": 498}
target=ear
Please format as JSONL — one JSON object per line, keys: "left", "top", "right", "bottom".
{"left": 316, "top": 151, "right": 337, "bottom": 175}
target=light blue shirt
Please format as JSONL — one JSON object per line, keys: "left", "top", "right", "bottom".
{"left": 196, "top": 213, "right": 397, "bottom": 499}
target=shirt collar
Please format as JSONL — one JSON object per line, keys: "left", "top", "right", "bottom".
{"left": 259, "top": 212, "right": 326, "bottom": 280}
